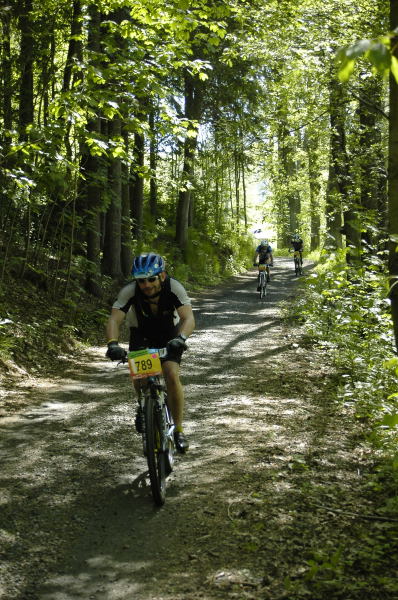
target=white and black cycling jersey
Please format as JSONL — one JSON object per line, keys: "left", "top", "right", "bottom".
{"left": 112, "top": 276, "right": 191, "bottom": 347}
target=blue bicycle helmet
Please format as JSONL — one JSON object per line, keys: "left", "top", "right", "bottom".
{"left": 132, "top": 253, "right": 165, "bottom": 279}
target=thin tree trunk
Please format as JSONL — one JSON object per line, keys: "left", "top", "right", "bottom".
{"left": 149, "top": 109, "right": 158, "bottom": 220}
{"left": 176, "top": 73, "right": 203, "bottom": 254}
{"left": 0, "top": 10, "right": 13, "bottom": 213}
{"left": 241, "top": 157, "right": 247, "bottom": 229}
{"left": 121, "top": 131, "right": 132, "bottom": 277}
{"left": 358, "top": 77, "right": 386, "bottom": 251}
{"left": 81, "top": 5, "right": 103, "bottom": 296}
{"left": 306, "top": 131, "right": 321, "bottom": 251}
{"left": 326, "top": 77, "right": 347, "bottom": 251}
{"left": 18, "top": 0, "right": 34, "bottom": 139}
{"left": 325, "top": 163, "right": 343, "bottom": 250}
{"left": 62, "top": 0, "right": 83, "bottom": 162}
{"left": 62, "top": 0, "right": 83, "bottom": 93}
{"left": 2, "top": 10, "right": 12, "bottom": 131}
{"left": 234, "top": 148, "right": 240, "bottom": 225}
{"left": 130, "top": 132, "right": 145, "bottom": 240}
{"left": 102, "top": 117, "right": 123, "bottom": 278}
{"left": 388, "top": 0, "right": 398, "bottom": 351}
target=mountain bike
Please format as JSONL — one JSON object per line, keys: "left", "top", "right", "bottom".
{"left": 293, "top": 251, "right": 303, "bottom": 276}
{"left": 127, "top": 347, "right": 175, "bottom": 506}
{"left": 257, "top": 263, "right": 269, "bottom": 299}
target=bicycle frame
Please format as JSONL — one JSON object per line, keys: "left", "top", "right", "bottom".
{"left": 293, "top": 251, "right": 302, "bottom": 276}
{"left": 257, "top": 264, "right": 268, "bottom": 299}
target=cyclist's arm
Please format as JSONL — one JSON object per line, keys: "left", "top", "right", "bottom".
{"left": 176, "top": 304, "right": 195, "bottom": 339}
{"left": 106, "top": 308, "right": 126, "bottom": 342}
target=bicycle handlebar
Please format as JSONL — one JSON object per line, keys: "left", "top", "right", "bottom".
{"left": 116, "top": 345, "right": 172, "bottom": 365}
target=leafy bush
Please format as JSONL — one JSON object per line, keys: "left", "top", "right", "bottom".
{"left": 285, "top": 251, "right": 398, "bottom": 488}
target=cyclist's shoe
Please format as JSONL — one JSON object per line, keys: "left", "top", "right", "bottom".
{"left": 135, "top": 407, "right": 145, "bottom": 433}
{"left": 174, "top": 430, "right": 189, "bottom": 454}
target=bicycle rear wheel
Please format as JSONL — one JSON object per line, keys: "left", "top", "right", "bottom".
{"left": 145, "top": 392, "right": 166, "bottom": 506}
{"left": 259, "top": 272, "right": 267, "bottom": 298}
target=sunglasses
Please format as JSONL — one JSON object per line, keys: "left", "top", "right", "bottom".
{"left": 136, "top": 276, "right": 158, "bottom": 283}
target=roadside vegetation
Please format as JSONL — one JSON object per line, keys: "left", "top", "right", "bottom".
{"left": 281, "top": 249, "right": 398, "bottom": 597}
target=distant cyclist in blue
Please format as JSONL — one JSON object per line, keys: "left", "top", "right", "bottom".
{"left": 253, "top": 240, "right": 274, "bottom": 290}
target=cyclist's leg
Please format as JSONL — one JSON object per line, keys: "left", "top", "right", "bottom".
{"left": 162, "top": 358, "right": 189, "bottom": 452}
{"left": 162, "top": 360, "right": 184, "bottom": 428}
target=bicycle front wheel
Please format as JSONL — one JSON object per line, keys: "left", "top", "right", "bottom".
{"left": 145, "top": 393, "right": 166, "bottom": 506}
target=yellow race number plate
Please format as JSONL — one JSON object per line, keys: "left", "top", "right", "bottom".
{"left": 128, "top": 349, "right": 162, "bottom": 379}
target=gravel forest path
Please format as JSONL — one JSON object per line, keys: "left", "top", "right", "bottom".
{"left": 1, "top": 258, "right": 392, "bottom": 600}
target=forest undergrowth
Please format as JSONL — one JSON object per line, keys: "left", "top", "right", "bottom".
{"left": 283, "top": 250, "right": 398, "bottom": 586}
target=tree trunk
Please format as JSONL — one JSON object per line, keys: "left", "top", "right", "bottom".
{"left": 130, "top": 131, "right": 145, "bottom": 240}
{"left": 175, "top": 73, "right": 203, "bottom": 254}
{"left": 388, "top": 0, "right": 398, "bottom": 351}
{"left": 326, "top": 77, "right": 347, "bottom": 251}
{"left": 62, "top": 0, "right": 83, "bottom": 162}
{"left": 2, "top": 10, "right": 12, "bottom": 131}
{"left": 305, "top": 130, "right": 321, "bottom": 251}
{"left": 80, "top": 6, "right": 103, "bottom": 296}
{"left": 276, "top": 123, "right": 299, "bottom": 246}
{"left": 18, "top": 0, "right": 34, "bottom": 138}
{"left": 332, "top": 77, "right": 361, "bottom": 261}
{"left": 358, "top": 77, "right": 386, "bottom": 251}
{"left": 234, "top": 147, "right": 240, "bottom": 225}
{"left": 121, "top": 132, "right": 133, "bottom": 277}
{"left": 325, "top": 163, "right": 343, "bottom": 250}
{"left": 149, "top": 109, "right": 158, "bottom": 220}
{"left": 82, "top": 129, "right": 103, "bottom": 295}
{"left": 241, "top": 156, "right": 248, "bottom": 229}
{"left": 62, "top": 0, "right": 82, "bottom": 93}
{"left": 0, "top": 10, "right": 13, "bottom": 211}
{"left": 102, "top": 117, "right": 123, "bottom": 278}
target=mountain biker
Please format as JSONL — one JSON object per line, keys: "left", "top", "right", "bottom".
{"left": 253, "top": 240, "right": 274, "bottom": 290}
{"left": 290, "top": 233, "right": 304, "bottom": 265}
{"left": 105, "top": 252, "right": 195, "bottom": 453}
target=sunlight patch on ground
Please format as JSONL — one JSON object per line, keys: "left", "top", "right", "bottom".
{"left": 40, "top": 572, "right": 144, "bottom": 600}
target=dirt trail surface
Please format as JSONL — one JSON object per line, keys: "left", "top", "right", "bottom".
{"left": 0, "top": 258, "right": 392, "bottom": 600}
